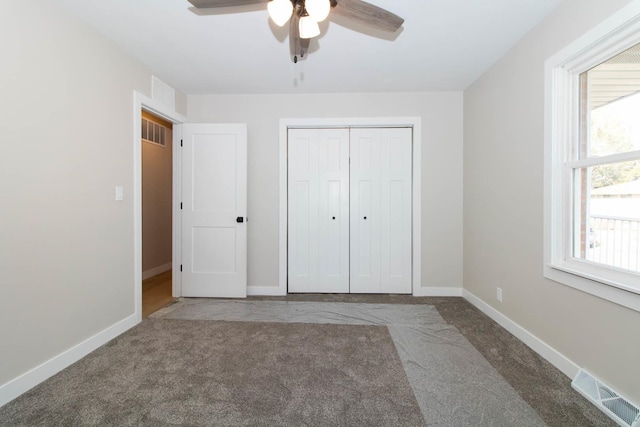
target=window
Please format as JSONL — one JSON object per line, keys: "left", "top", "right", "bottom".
{"left": 545, "top": 3, "right": 640, "bottom": 312}
{"left": 575, "top": 48, "right": 640, "bottom": 274}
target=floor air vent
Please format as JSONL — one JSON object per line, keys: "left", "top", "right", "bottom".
{"left": 572, "top": 370, "right": 640, "bottom": 427}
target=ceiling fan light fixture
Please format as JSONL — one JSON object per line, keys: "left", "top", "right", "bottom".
{"left": 305, "top": 0, "right": 330, "bottom": 22}
{"left": 299, "top": 15, "right": 320, "bottom": 39}
{"left": 189, "top": 0, "right": 405, "bottom": 62}
{"left": 267, "top": 0, "right": 293, "bottom": 27}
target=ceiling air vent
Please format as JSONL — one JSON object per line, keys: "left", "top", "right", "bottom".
{"left": 572, "top": 370, "right": 639, "bottom": 427}
{"left": 142, "top": 117, "right": 168, "bottom": 147}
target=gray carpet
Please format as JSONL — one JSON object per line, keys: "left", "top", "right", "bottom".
{"left": 0, "top": 319, "right": 424, "bottom": 426}
{"left": 152, "top": 300, "right": 547, "bottom": 426}
{"left": 251, "top": 294, "right": 616, "bottom": 427}
{"left": 1, "top": 298, "right": 613, "bottom": 426}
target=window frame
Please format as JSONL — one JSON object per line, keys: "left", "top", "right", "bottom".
{"left": 544, "top": 1, "right": 640, "bottom": 313}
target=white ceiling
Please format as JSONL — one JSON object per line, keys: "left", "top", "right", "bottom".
{"left": 55, "top": 0, "right": 565, "bottom": 95}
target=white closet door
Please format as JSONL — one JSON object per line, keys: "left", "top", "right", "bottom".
{"left": 288, "top": 128, "right": 349, "bottom": 293}
{"left": 349, "top": 129, "right": 381, "bottom": 292}
{"left": 350, "top": 128, "right": 412, "bottom": 294}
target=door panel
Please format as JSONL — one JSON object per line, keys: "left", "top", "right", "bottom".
{"left": 358, "top": 180, "right": 372, "bottom": 276}
{"left": 350, "top": 133, "right": 381, "bottom": 291}
{"left": 379, "top": 128, "right": 412, "bottom": 293}
{"left": 318, "top": 130, "right": 350, "bottom": 292}
{"left": 181, "top": 124, "right": 247, "bottom": 298}
{"left": 288, "top": 131, "right": 319, "bottom": 290}
{"left": 351, "top": 128, "right": 412, "bottom": 294}
{"left": 288, "top": 128, "right": 349, "bottom": 293}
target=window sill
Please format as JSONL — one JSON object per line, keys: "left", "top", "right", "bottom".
{"left": 544, "top": 264, "right": 640, "bottom": 312}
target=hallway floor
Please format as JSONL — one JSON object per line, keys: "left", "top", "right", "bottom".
{"left": 142, "top": 269, "right": 173, "bottom": 318}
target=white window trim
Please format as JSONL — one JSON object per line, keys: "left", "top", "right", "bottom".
{"left": 544, "top": 0, "right": 640, "bottom": 313}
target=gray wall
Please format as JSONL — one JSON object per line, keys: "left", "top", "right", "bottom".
{"left": 464, "top": 0, "right": 640, "bottom": 402}
{"left": 0, "top": 2, "right": 185, "bottom": 387}
{"left": 189, "top": 92, "right": 464, "bottom": 292}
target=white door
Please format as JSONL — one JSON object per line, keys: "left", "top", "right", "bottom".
{"left": 350, "top": 128, "right": 412, "bottom": 294}
{"left": 181, "top": 124, "right": 247, "bottom": 298}
{"left": 288, "top": 128, "right": 350, "bottom": 293}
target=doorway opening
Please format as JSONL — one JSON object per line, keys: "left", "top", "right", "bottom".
{"left": 133, "top": 91, "right": 186, "bottom": 322}
{"left": 141, "top": 110, "right": 174, "bottom": 317}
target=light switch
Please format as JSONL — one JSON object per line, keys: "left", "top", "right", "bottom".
{"left": 115, "top": 186, "right": 124, "bottom": 202}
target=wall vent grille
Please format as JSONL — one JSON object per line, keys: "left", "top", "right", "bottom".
{"left": 142, "top": 118, "right": 168, "bottom": 147}
{"left": 572, "top": 370, "right": 639, "bottom": 427}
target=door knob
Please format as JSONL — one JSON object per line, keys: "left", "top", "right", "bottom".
{"left": 236, "top": 217, "right": 244, "bottom": 223}
{"left": 364, "top": 216, "right": 367, "bottom": 220}
{"left": 332, "top": 216, "right": 336, "bottom": 220}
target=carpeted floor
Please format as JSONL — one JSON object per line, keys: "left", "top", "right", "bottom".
{"left": 251, "top": 295, "right": 617, "bottom": 427}
{"left": 151, "top": 299, "right": 550, "bottom": 426}
{"left": 0, "top": 296, "right": 616, "bottom": 426}
{"left": 0, "top": 319, "right": 424, "bottom": 426}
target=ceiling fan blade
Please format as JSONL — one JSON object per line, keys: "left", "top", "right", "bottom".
{"left": 332, "top": 0, "right": 403, "bottom": 32}
{"left": 289, "top": 12, "right": 309, "bottom": 63}
{"left": 187, "top": 0, "right": 268, "bottom": 8}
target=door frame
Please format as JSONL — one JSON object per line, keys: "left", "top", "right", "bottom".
{"left": 133, "top": 91, "right": 187, "bottom": 322}
{"left": 276, "top": 117, "right": 422, "bottom": 296}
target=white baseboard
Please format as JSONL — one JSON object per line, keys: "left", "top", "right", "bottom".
{"left": 462, "top": 289, "right": 579, "bottom": 379}
{"left": 0, "top": 314, "right": 139, "bottom": 408}
{"left": 142, "top": 262, "right": 172, "bottom": 280}
{"left": 246, "top": 286, "right": 463, "bottom": 297}
{"left": 247, "top": 285, "right": 287, "bottom": 296}
{"left": 413, "top": 286, "right": 463, "bottom": 297}
{"left": 246, "top": 285, "right": 463, "bottom": 297}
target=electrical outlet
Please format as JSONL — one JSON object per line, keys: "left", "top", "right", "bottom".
{"left": 496, "top": 287, "right": 503, "bottom": 303}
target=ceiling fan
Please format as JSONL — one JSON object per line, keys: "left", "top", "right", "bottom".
{"left": 187, "top": 0, "right": 404, "bottom": 62}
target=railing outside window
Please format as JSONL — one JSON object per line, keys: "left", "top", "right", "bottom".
{"left": 588, "top": 215, "right": 640, "bottom": 273}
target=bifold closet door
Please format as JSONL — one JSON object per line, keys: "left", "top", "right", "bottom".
{"left": 350, "top": 128, "right": 412, "bottom": 294}
{"left": 288, "top": 128, "right": 350, "bottom": 293}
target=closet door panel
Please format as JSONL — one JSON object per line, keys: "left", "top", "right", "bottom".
{"left": 351, "top": 128, "right": 412, "bottom": 294}
{"left": 318, "top": 129, "right": 350, "bottom": 293}
{"left": 379, "top": 128, "right": 412, "bottom": 293}
{"left": 288, "top": 130, "right": 319, "bottom": 292}
{"left": 288, "top": 128, "right": 349, "bottom": 293}
{"left": 350, "top": 130, "right": 382, "bottom": 293}
{"left": 357, "top": 181, "right": 372, "bottom": 276}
